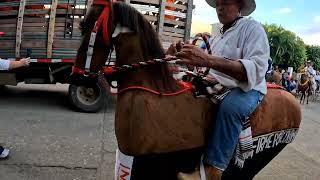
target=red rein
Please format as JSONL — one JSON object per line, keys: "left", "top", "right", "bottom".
{"left": 116, "top": 85, "right": 194, "bottom": 96}
{"left": 105, "top": 82, "right": 195, "bottom": 96}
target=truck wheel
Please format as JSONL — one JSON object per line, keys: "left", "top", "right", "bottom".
{"left": 68, "top": 82, "right": 107, "bottom": 113}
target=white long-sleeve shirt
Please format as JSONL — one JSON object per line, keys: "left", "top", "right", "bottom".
{"left": 304, "top": 66, "right": 316, "bottom": 77}
{"left": 209, "top": 18, "right": 270, "bottom": 94}
{"left": 0, "top": 58, "right": 10, "bottom": 70}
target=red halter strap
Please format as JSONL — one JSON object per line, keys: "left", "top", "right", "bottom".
{"left": 92, "top": 1, "right": 112, "bottom": 45}
{"left": 99, "top": 74, "right": 195, "bottom": 96}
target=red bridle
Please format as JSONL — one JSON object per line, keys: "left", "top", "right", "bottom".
{"left": 73, "top": 1, "right": 194, "bottom": 97}
{"left": 74, "top": 0, "right": 113, "bottom": 74}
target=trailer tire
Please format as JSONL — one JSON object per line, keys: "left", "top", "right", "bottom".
{"left": 68, "top": 82, "right": 107, "bottom": 113}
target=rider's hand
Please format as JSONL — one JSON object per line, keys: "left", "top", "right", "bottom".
{"left": 176, "top": 44, "right": 211, "bottom": 67}
{"left": 19, "top": 58, "right": 30, "bottom": 66}
{"left": 166, "top": 41, "right": 184, "bottom": 55}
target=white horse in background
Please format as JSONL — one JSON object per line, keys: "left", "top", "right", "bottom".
{"left": 310, "top": 77, "right": 318, "bottom": 101}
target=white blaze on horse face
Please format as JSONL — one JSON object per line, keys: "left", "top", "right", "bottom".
{"left": 112, "top": 23, "right": 134, "bottom": 38}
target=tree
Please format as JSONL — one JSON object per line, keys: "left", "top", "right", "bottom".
{"left": 306, "top": 45, "right": 320, "bottom": 70}
{"left": 263, "top": 24, "right": 306, "bottom": 70}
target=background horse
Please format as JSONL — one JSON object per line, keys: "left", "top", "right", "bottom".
{"left": 266, "top": 70, "right": 282, "bottom": 85}
{"left": 72, "top": 2, "right": 301, "bottom": 179}
{"left": 298, "top": 74, "right": 312, "bottom": 104}
{"left": 310, "top": 77, "right": 318, "bottom": 102}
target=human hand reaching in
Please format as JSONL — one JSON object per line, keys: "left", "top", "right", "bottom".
{"left": 19, "top": 57, "right": 30, "bottom": 66}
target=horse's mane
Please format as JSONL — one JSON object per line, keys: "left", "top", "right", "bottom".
{"left": 113, "top": 2, "right": 165, "bottom": 59}
{"left": 113, "top": 2, "right": 179, "bottom": 92}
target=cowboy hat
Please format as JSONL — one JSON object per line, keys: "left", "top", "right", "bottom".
{"left": 205, "top": 0, "right": 256, "bottom": 16}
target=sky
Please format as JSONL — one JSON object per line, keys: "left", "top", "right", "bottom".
{"left": 192, "top": 0, "right": 320, "bottom": 45}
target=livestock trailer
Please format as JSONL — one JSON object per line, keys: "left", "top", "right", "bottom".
{"left": 0, "top": 0, "right": 194, "bottom": 112}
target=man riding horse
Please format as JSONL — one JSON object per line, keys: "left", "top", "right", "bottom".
{"left": 175, "top": 0, "right": 270, "bottom": 179}
{"left": 72, "top": 1, "right": 300, "bottom": 179}
{"left": 305, "top": 60, "right": 316, "bottom": 78}
{"left": 304, "top": 60, "right": 317, "bottom": 93}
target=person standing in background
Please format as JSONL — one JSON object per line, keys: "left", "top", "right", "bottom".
{"left": 0, "top": 32, "right": 30, "bottom": 159}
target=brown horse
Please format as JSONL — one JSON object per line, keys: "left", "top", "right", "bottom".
{"left": 72, "top": 2, "right": 301, "bottom": 179}
{"left": 298, "top": 73, "right": 312, "bottom": 104}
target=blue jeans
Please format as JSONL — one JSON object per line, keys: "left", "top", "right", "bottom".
{"left": 204, "top": 88, "right": 263, "bottom": 170}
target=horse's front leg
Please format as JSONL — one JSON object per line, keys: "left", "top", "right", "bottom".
{"left": 300, "top": 92, "right": 304, "bottom": 104}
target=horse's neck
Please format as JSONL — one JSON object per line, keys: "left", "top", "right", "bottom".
{"left": 117, "top": 67, "right": 179, "bottom": 94}
{"left": 116, "top": 54, "right": 179, "bottom": 92}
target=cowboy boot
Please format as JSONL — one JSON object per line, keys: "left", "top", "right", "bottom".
{"left": 177, "top": 166, "right": 223, "bottom": 180}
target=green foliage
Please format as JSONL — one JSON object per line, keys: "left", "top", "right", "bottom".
{"left": 263, "top": 24, "right": 306, "bottom": 70}
{"left": 306, "top": 45, "right": 320, "bottom": 70}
